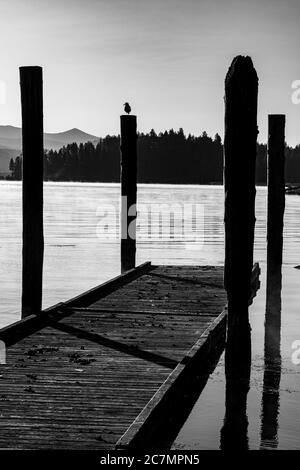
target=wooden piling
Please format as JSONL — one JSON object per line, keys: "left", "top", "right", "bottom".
{"left": 20, "top": 66, "right": 44, "bottom": 318}
{"left": 120, "top": 115, "right": 137, "bottom": 273}
{"left": 262, "top": 117, "right": 284, "bottom": 443}
{"left": 266, "top": 115, "right": 285, "bottom": 304}
{"left": 224, "top": 55, "right": 258, "bottom": 332}
{"left": 260, "top": 289, "right": 281, "bottom": 449}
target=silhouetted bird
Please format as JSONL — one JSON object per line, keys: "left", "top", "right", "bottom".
{"left": 124, "top": 102, "right": 131, "bottom": 114}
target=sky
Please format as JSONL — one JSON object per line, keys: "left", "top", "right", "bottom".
{"left": 0, "top": 0, "right": 300, "bottom": 145}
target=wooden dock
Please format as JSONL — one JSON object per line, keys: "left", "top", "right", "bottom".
{"left": 0, "top": 262, "right": 260, "bottom": 450}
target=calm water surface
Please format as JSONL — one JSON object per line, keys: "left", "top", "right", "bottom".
{"left": 0, "top": 181, "right": 299, "bottom": 449}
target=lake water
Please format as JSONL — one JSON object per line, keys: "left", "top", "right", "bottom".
{"left": 0, "top": 181, "right": 299, "bottom": 449}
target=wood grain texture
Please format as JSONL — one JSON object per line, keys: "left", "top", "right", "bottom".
{"left": 0, "top": 265, "right": 256, "bottom": 450}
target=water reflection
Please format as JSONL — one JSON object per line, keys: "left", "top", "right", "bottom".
{"left": 220, "top": 313, "right": 251, "bottom": 450}
{"left": 220, "top": 271, "right": 283, "bottom": 450}
{"left": 260, "top": 270, "right": 282, "bottom": 449}
{"left": 173, "top": 266, "right": 300, "bottom": 450}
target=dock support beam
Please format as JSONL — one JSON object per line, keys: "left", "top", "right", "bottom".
{"left": 224, "top": 55, "right": 258, "bottom": 334}
{"left": 120, "top": 115, "right": 137, "bottom": 273}
{"left": 20, "top": 66, "right": 44, "bottom": 318}
{"left": 266, "top": 115, "right": 285, "bottom": 310}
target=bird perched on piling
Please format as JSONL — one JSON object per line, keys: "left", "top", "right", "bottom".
{"left": 124, "top": 102, "right": 131, "bottom": 114}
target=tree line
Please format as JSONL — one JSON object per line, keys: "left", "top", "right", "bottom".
{"left": 8, "top": 128, "right": 300, "bottom": 184}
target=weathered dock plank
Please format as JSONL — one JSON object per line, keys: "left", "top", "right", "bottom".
{"left": 0, "top": 263, "right": 259, "bottom": 450}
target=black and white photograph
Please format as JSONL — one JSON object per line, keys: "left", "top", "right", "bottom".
{"left": 0, "top": 0, "right": 299, "bottom": 461}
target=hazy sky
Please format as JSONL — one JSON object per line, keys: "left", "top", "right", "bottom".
{"left": 0, "top": 0, "right": 300, "bottom": 145}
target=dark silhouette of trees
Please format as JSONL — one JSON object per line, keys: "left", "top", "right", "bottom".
{"left": 137, "top": 129, "right": 223, "bottom": 184}
{"left": 10, "top": 155, "right": 22, "bottom": 180}
{"left": 7, "top": 129, "right": 300, "bottom": 185}
{"left": 255, "top": 143, "right": 300, "bottom": 185}
{"left": 9, "top": 158, "right": 15, "bottom": 174}
{"left": 285, "top": 144, "right": 300, "bottom": 183}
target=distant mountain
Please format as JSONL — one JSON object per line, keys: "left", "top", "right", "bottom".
{"left": 0, "top": 125, "right": 99, "bottom": 174}
{"left": 44, "top": 128, "right": 100, "bottom": 149}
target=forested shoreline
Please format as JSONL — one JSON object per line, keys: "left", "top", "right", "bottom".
{"left": 7, "top": 128, "right": 300, "bottom": 184}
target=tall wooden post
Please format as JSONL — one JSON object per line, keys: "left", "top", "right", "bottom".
{"left": 222, "top": 57, "right": 257, "bottom": 449}
{"left": 258, "top": 115, "right": 285, "bottom": 448}
{"left": 20, "top": 66, "right": 44, "bottom": 318}
{"left": 266, "top": 115, "right": 285, "bottom": 306}
{"left": 120, "top": 115, "right": 137, "bottom": 273}
{"left": 224, "top": 55, "right": 258, "bottom": 335}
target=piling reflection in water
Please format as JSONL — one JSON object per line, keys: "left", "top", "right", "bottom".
{"left": 260, "top": 270, "right": 282, "bottom": 449}
{"left": 221, "top": 274, "right": 282, "bottom": 451}
{"left": 220, "top": 309, "right": 251, "bottom": 450}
